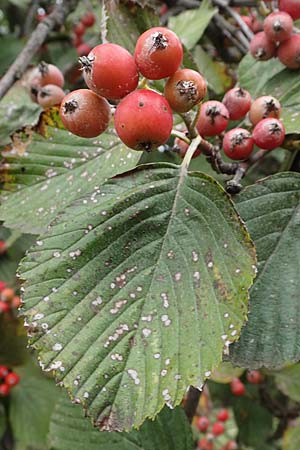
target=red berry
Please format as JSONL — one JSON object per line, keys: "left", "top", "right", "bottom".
{"left": 76, "top": 43, "right": 92, "bottom": 57}
{"left": 230, "top": 378, "right": 246, "bottom": 396}
{"left": 81, "top": 11, "right": 95, "bottom": 27}
{"left": 37, "top": 84, "right": 65, "bottom": 108}
{"left": 250, "top": 32, "right": 276, "bottom": 61}
{"left": 0, "top": 281, "right": 6, "bottom": 293}
{"left": 224, "top": 441, "right": 238, "bottom": 450}
{"left": 241, "top": 15, "right": 253, "bottom": 30}
{"left": 5, "top": 372, "right": 20, "bottom": 387}
{"left": 74, "top": 22, "right": 85, "bottom": 37}
{"left": 0, "top": 240, "right": 7, "bottom": 255}
{"left": 264, "top": 11, "right": 293, "bottom": 43}
{"left": 223, "top": 128, "right": 254, "bottom": 161}
{"left": 164, "top": 69, "right": 207, "bottom": 113}
{"left": 115, "top": 89, "right": 173, "bottom": 151}
{"left": 0, "top": 365, "right": 9, "bottom": 378}
{"left": 279, "top": 0, "right": 300, "bottom": 20}
{"left": 198, "top": 438, "right": 214, "bottom": 450}
{"left": 175, "top": 137, "right": 201, "bottom": 159}
{"left": 249, "top": 96, "right": 281, "bottom": 125}
{"left": 246, "top": 370, "right": 263, "bottom": 384}
{"left": 0, "top": 384, "right": 10, "bottom": 396}
{"left": 222, "top": 87, "right": 252, "bottom": 120}
{"left": 80, "top": 43, "right": 139, "bottom": 100}
{"left": 253, "top": 118, "right": 285, "bottom": 150}
{"left": 0, "top": 301, "right": 10, "bottom": 313}
{"left": 1, "top": 288, "right": 15, "bottom": 301}
{"left": 196, "top": 416, "right": 209, "bottom": 432}
{"left": 134, "top": 27, "right": 183, "bottom": 80}
{"left": 34, "top": 62, "right": 64, "bottom": 88}
{"left": 60, "top": 89, "right": 111, "bottom": 138}
{"left": 217, "top": 408, "right": 229, "bottom": 422}
{"left": 212, "top": 421, "right": 225, "bottom": 436}
{"left": 277, "top": 35, "right": 300, "bottom": 69}
{"left": 196, "top": 101, "right": 229, "bottom": 137}
{"left": 11, "top": 295, "right": 21, "bottom": 309}
{"left": 72, "top": 35, "right": 83, "bottom": 48}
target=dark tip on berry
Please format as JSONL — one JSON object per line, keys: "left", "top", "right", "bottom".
{"left": 78, "top": 55, "right": 94, "bottom": 72}
{"left": 255, "top": 48, "right": 266, "bottom": 59}
{"left": 273, "top": 20, "right": 283, "bottom": 32}
{"left": 63, "top": 100, "right": 79, "bottom": 114}
{"left": 149, "top": 31, "right": 168, "bottom": 52}
{"left": 30, "top": 86, "right": 39, "bottom": 98}
{"left": 40, "top": 88, "right": 50, "bottom": 98}
{"left": 138, "top": 141, "right": 154, "bottom": 152}
{"left": 230, "top": 131, "right": 250, "bottom": 148}
{"left": 264, "top": 99, "right": 279, "bottom": 116}
{"left": 176, "top": 80, "right": 197, "bottom": 101}
{"left": 38, "top": 61, "right": 49, "bottom": 76}
{"left": 236, "top": 87, "right": 246, "bottom": 97}
{"left": 138, "top": 101, "right": 144, "bottom": 107}
{"left": 269, "top": 121, "right": 282, "bottom": 134}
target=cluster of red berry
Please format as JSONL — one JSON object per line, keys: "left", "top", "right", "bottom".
{"left": 72, "top": 11, "right": 95, "bottom": 57}
{"left": 230, "top": 370, "right": 263, "bottom": 397}
{"left": 196, "top": 409, "right": 237, "bottom": 450}
{"left": 0, "top": 281, "right": 21, "bottom": 314}
{"left": 27, "top": 62, "right": 65, "bottom": 109}
{"left": 0, "top": 365, "right": 20, "bottom": 397}
{"left": 250, "top": 0, "right": 300, "bottom": 69}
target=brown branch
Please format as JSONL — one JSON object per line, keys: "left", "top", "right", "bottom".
{"left": 0, "top": 0, "right": 78, "bottom": 101}
{"left": 184, "top": 386, "right": 202, "bottom": 422}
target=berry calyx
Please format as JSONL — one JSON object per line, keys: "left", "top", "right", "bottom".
{"left": 60, "top": 89, "right": 111, "bottom": 138}
{"left": 277, "top": 35, "right": 300, "bottom": 69}
{"left": 263, "top": 11, "right": 293, "bottom": 43}
{"left": 230, "top": 378, "right": 246, "bottom": 396}
{"left": 37, "top": 62, "right": 64, "bottom": 88}
{"left": 212, "top": 421, "right": 225, "bottom": 436}
{"left": 249, "top": 95, "right": 281, "bottom": 125}
{"left": 217, "top": 409, "right": 229, "bottom": 422}
{"left": 5, "top": 372, "right": 20, "bottom": 387}
{"left": 250, "top": 32, "right": 276, "bottom": 61}
{"left": 0, "top": 384, "right": 10, "bottom": 396}
{"left": 196, "top": 415, "right": 209, "bottom": 432}
{"left": 253, "top": 118, "right": 285, "bottom": 150}
{"left": 134, "top": 27, "right": 183, "bottom": 80}
{"left": 164, "top": 69, "right": 207, "bottom": 113}
{"left": 80, "top": 43, "right": 139, "bottom": 100}
{"left": 222, "top": 87, "right": 252, "bottom": 120}
{"left": 279, "top": 0, "right": 300, "bottom": 20}
{"left": 246, "top": 370, "right": 263, "bottom": 384}
{"left": 37, "top": 84, "right": 65, "bottom": 108}
{"left": 114, "top": 89, "right": 173, "bottom": 151}
{"left": 196, "top": 101, "right": 229, "bottom": 137}
{"left": 0, "top": 365, "right": 9, "bottom": 378}
{"left": 223, "top": 128, "right": 254, "bottom": 161}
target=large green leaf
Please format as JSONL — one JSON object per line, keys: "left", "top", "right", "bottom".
{"left": 19, "top": 163, "right": 256, "bottom": 431}
{"left": 10, "top": 361, "right": 59, "bottom": 450}
{"left": 274, "top": 364, "right": 300, "bottom": 403}
{"left": 230, "top": 172, "right": 300, "bottom": 368}
{"left": 0, "top": 124, "right": 140, "bottom": 234}
{"left": 168, "top": 0, "right": 217, "bottom": 50}
{"left": 238, "top": 54, "right": 300, "bottom": 136}
{"left": 48, "top": 392, "right": 194, "bottom": 450}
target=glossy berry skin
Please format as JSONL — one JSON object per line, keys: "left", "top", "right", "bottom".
{"left": 37, "top": 62, "right": 64, "bottom": 88}
{"left": 196, "top": 101, "right": 229, "bottom": 137}
{"left": 60, "top": 89, "right": 111, "bottom": 138}
{"left": 0, "top": 281, "right": 6, "bottom": 292}
{"left": 279, "top": 0, "right": 300, "bottom": 20}
{"left": 164, "top": 69, "right": 207, "bottom": 113}
{"left": 134, "top": 27, "right": 183, "bottom": 80}
{"left": 249, "top": 96, "right": 281, "bottom": 125}
{"left": 246, "top": 370, "right": 263, "bottom": 384}
{"left": 212, "top": 422, "right": 225, "bottom": 436}
{"left": 0, "top": 384, "right": 10, "bottom": 396}
{"left": 37, "top": 84, "right": 65, "bottom": 108}
{"left": 278, "top": 35, "right": 300, "bottom": 69}
{"left": 253, "top": 118, "right": 285, "bottom": 150}
{"left": 263, "top": 11, "right": 293, "bottom": 43}
{"left": 81, "top": 12, "right": 95, "bottom": 27}
{"left": 5, "top": 372, "right": 20, "bottom": 387}
{"left": 196, "top": 416, "right": 209, "bottom": 432}
{"left": 0, "top": 301, "right": 10, "bottom": 313}
{"left": 115, "top": 89, "right": 173, "bottom": 151}
{"left": 197, "top": 438, "right": 213, "bottom": 450}
{"left": 217, "top": 409, "right": 229, "bottom": 422}
{"left": 223, "top": 128, "right": 254, "bottom": 161}
{"left": 0, "top": 365, "right": 9, "bottom": 378}
{"left": 250, "top": 32, "right": 276, "bottom": 61}
{"left": 175, "top": 137, "right": 201, "bottom": 159}
{"left": 230, "top": 378, "right": 246, "bottom": 396}
{"left": 222, "top": 87, "right": 252, "bottom": 120}
{"left": 81, "top": 43, "right": 139, "bottom": 100}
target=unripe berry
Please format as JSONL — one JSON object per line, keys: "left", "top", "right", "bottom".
{"left": 114, "top": 89, "right": 173, "bottom": 151}
{"left": 175, "top": 137, "right": 201, "bottom": 159}
{"left": 263, "top": 11, "right": 293, "bottom": 43}
{"left": 0, "top": 301, "right": 9, "bottom": 313}
{"left": 37, "top": 62, "right": 64, "bottom": 88}
{"left": 164, "top": 69, "right": 207, "bottom": 113}
{"left": 212, "top": 422, "right": 225, "bottom": 436}
{"left": 0, "top": 365, "right": 9, "bottom": 378}
{"left": 230, "top": 378, "right": 246, "bottom": 396}
{"left": 223, "top": 128, "right": 254, "bottom": 160}
{"left": 253, "top": 118, "right": 285, "bottom": 150}
{"left": 250, "top": 32, "right": 276, "bottom": 61}
{"left": 196, "top": 101, "right": 229, "bottom": 137}
{"left": 134, "top": 27, "right": 183, "bottom": 80}
{"left": 81, "top": 11, "right": 95, "bottom": 27}
{"left": 80, "top": 43, "right": 139, "bottom": 100}
{"left": 249, "top": 96, "right": 281, "bottom": 125}
{"left": 60, "top": 89, "right": 111, "bottom": 138}
{"left": 196, "top": 416, "right": 209, "bottom": 432}
{"left": 277, "top": 35, "right": 300, "bottom": 69}
{"left": 217, "top": 409, "right": 229, "bottom": 422}
{"left": 246, "top": 370, "right": 263, "bottom": 384}
{"left": 5, "top": 372, "right": 20, "bottom": 387}
{"left": 0, "top": 384, "right": 10, "bottom": 396}
{"left": 279, "top": 0, "right": 300, "bottom": 20}
{"left": 37, "top": 84, "right": 65, "bottom": 108}
{"left": 222, "top": 87, "right": 252, "bottom": 120}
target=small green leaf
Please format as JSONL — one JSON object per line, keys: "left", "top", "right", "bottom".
{"left": 48, "top": 392, "right": 194, "bottom": 450}
{"left": 20, "top": 163, "right": 256, "bottom": 431}
{"left": 230, "top": 172, "right": 300, "bottom": 368}
{"left": 275, "top": 364, "right": 300, "bottom": 403}
{"left": 169, "top": 0, "right": 217, "bottom": 50}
